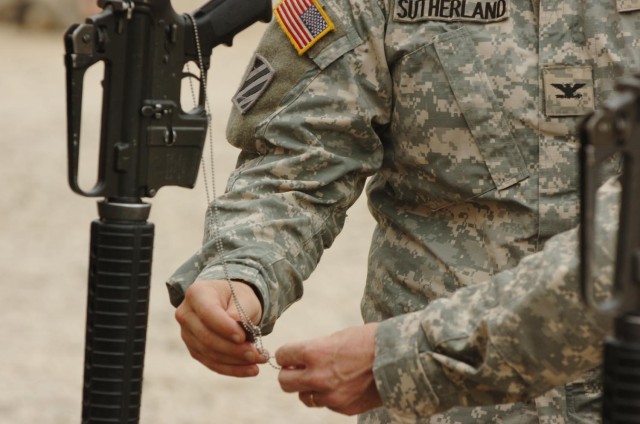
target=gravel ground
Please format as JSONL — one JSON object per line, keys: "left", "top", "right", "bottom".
{"left": 0, "top": 4, "right": 373, "bottom": 423}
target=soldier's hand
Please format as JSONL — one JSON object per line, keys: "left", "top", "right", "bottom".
{"left": 276, "top": 323, "right": 382, "bottom": 415}
{"left": 174, "top": 279, "right": 266, "bottom": 377}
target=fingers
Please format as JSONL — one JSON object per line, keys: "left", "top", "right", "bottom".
{"left": 177, "top": 306, "right": 264, "bottom": 377}
{"left": 275, "top": 340, "right": 308, "bottom": 369}
{"left": 277, "top": 341, "right": 336, "bottom": 397}
{"left": 184, "top": 280, "right": 247, "bottom": 343}
{"left": 278, "top": 365, "right": 318, "bottom": 393}
{"left": 179, "top": 309, "right": 259, "bottom": 363}
{"left": 174, "top": 279, "right": 267, "bottom": 377}
{"left": 276, "top": 342, "right": 326, "bottom": 394}
{"left": 299, "top": 391, "right": 322, "bottom": 408}
{"left": 275, "top": 324, "right": 382, "bottom": 415}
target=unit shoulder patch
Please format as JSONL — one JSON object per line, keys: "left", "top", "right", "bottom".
{"left": 274, "top": 0, "right": 335, "bottom": 55}
{"left": 232, "top": 54, "right": 275, "bottom": 115}
{"left": 394, "top": 0, "right": 509, "bottom": 23}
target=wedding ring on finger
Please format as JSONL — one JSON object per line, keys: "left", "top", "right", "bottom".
{"left": 308, "top": 391, "right": 319, "bottom": 408}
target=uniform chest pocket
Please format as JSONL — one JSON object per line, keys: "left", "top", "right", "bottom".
{"left": 389, "top": 26, "right": 528, "bottom": 211}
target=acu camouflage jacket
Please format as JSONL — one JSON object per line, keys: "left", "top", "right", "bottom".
{"left": 168, "top": 0, "right": 640, "bottom": 422}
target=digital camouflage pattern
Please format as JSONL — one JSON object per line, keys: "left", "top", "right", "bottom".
{"left": 167, "top": 0, "right": 640, "bottom": 422}
{"left": 372, "top": 177, "right": 620, "bottom": 422}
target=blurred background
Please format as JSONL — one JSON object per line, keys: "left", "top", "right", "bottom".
{"left": 0, "top": 1, "right": 374, "bottom": 423}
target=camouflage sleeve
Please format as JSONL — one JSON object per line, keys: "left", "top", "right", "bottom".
{"left": 373, "top": 177, "right": 620, "bottom": 420}
{"left": 167, "top": 0, "right": 391, "bottom": 333}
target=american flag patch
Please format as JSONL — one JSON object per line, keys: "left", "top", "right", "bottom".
{"left": 274, "top": 0, "right": 335, "bottom": 55}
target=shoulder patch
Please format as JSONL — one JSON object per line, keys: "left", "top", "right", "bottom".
{"left": 274, "top": 0, "right": 335, "bottom": 55}
{"left": 394, "top": 0, "right": 509, "bottom": 23}
{"left": 232, "top": 54, "right": 275, "bottom": 115}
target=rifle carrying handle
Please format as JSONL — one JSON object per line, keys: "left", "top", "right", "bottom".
{"left": 186, "top": 0, "right": 272, "bottom": 53}
{"left": 82, "top": 205, "right": 154, "bottom": 424}
{"left": 65, "top": 21, "right": 109, "bottom": 197}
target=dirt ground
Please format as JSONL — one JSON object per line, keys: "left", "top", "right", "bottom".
{"left": 0, "top": 3, "right": 374, "bottom": 423}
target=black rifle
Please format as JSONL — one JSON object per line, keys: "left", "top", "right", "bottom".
{"left": 580, "top": 75, "right": 640, "bottom": 423}
{"left": 64, "top": 1, "right": 271, "bottom": 422}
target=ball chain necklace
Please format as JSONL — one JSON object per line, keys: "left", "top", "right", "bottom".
{"left": 185, "top": 13, "right": 280, "bottom": 370}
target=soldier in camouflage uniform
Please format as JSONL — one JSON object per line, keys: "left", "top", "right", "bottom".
{"left": 168, "top": 0, "right": 640, "bottom": 422}
{"left": 276, "top": 176, "right": 619, "bottom": 422}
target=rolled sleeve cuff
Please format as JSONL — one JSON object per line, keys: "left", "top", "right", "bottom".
{"left": 166, "top": 263, "right": 275, "bottom": 334}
